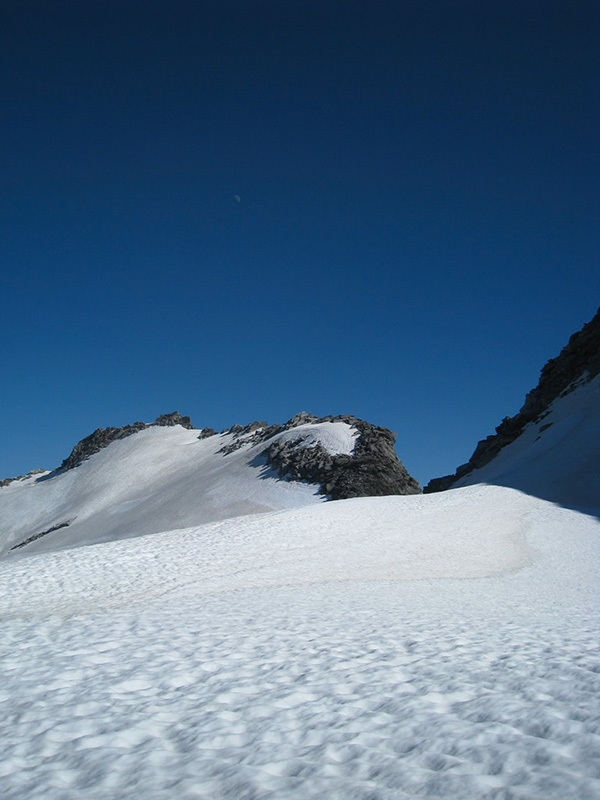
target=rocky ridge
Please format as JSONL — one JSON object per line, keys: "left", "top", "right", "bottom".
{"left": 220, "top": 412, "right": 421, "bottom": 499}
{"left": 0, "top": 468, "right": 46, "bottom": 489}
{"left": 21, "top": 410, "right": 420, "bottom": 501}
{"left": 57, "top": 412, "right": 195, "bottom": 472}
{"left": 425, "top": 307, "right": 600, "bottom": 493}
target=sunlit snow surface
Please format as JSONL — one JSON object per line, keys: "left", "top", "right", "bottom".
{"left": 1, "top": 399, "right": 600, "bottom": 799}
{"left": 0, "top": 421, "right": 357, "bottom": 556}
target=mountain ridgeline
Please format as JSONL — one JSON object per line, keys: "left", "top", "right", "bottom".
{"left": 49, "top": 411, "right": 421, "bottom": 500}
{"left": 425, "top": 307, "right": 600, "bottom": 493}
{"left": 0, "top": 413, "right": 421, "bottom": 555}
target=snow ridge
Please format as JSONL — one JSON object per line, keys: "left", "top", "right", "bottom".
{"left": 0, "top": 412, "right": 419, "bottom": 557}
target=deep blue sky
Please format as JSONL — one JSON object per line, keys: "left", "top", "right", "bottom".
{"left": 2, "top": 0, "right": 598, "bottom": 486}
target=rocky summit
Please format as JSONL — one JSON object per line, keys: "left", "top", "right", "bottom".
{"left": 219, "top": 412, "right": 420, "bottom": 500}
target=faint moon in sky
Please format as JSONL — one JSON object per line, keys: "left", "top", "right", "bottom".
{"left": 234, "top": 195, "right": 241, "bottom": 203}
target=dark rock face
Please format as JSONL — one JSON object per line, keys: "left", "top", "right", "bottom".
{"left": 59, "top": 422, "right": 148, "bottom": 471}
{"left": 221, "top": 412, "right": 421, "bottom": 499}
{"left": 153, "top": 412, "right": 194, "bottom": 429}
{"left": 197, "top": 427, "right": 217, "bottom": 440}
{"left": 217, "top": 421, "right": 271, "bottom": 454}
{"left": 318, "top": 417, "right": 421, "bottom": 500}
{"left": 425, "top": 307, "right": 600, "bottom": 493}
{"left": 57, "top": 413, "right": 196, "bottom": 472}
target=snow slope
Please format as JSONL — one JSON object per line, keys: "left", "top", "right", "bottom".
{"left": 0, "top": 485, "right": 599, "bottom": 799}
{"left": 455, "top": 373, "right": 600, "bottom": 513}
{"left": 0, "top": 421, "right": 357, "bottom": 557}
{"left": 1, "top": 380, "right": 599, "bottom": 798}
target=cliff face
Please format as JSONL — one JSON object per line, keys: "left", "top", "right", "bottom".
{"left": 425, "top": 308, "right": 600, "bottom": 493}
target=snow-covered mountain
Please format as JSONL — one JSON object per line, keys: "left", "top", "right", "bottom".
{"left": 425, "top": 306, "right": 600, "bottom": 512}
{"left": 434, "top": 371, "right": 600, "bottom": 512}
{"left": 0, "top": 412, "right": 419, "bottom": 558}
{"left": 1, "top": 313, "right": 599, "bottom": 799}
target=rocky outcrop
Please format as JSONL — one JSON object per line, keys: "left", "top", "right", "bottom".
{"left": 153, "top": 412, "right": 194, "bottom": 429}
{"left": 57, "top": 413, "right": 196, "bottom": 472}
{"left": 425, "top": 307, "right": 600, "bottom": 493}
{"left": 217, "top": 421, "right": 271, "bottom": 454}
{"left": 10, "top": 520, "right": 73, "bottom": 551}
{"left": 221, "top": 412, "right": 421, "bottom": 499}
{"left": 58, "top": 422, "right": 148, "bottom": 471}
{"left": 0, "top": 468, "right": 46, "bottom": 488}
{"left": 197, "top": 427, "right": 217, "bottom": 440}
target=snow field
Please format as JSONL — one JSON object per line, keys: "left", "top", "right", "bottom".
{"left": 1, "top": 585, "right": 599, "bottom": 800}
{"left": 2, "top": 382, "right": 599, "bottom": 799}
{"left": 1, "top": 484, "right": 599, "bottom": 798}
{"left": 2, "top": 486, "right": 537, "bottom": 618}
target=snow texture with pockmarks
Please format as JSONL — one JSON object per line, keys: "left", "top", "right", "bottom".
{"left": 0, "top": 378, "right": 599, "bottom": 798}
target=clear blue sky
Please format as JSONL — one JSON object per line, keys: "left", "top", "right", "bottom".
{"left": 2, "top": 0, "right": 598, "bottom": 486}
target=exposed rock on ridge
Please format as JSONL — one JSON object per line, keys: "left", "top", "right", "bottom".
{"left": 221, "top": 412, "right": 421, "bottom": 499}
{"left": 0, "top": 468, "right": 46, "bottom": 489}
{"left": 58, "top": 412, "right": 195, "bottom": 472}
{"left": 425, "top": 307, "right": 600, "bottom": 493}
{"left": 45, "top": 410, "right": 420, "bottom": 500}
